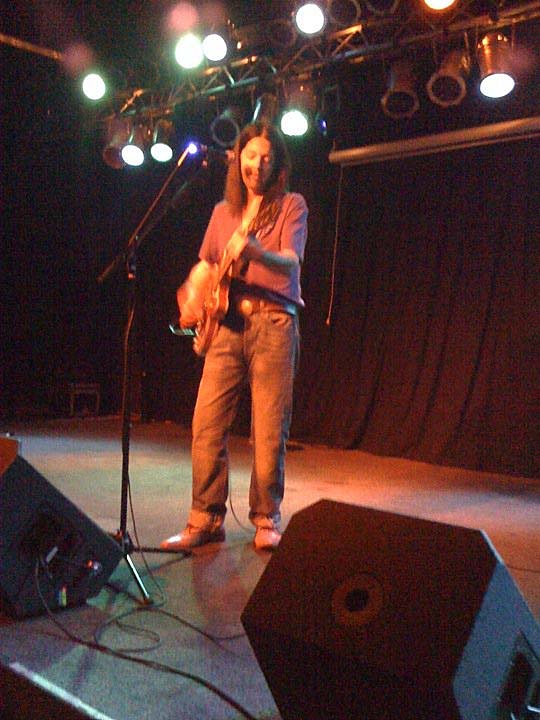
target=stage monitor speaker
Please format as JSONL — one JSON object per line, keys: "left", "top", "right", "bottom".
{"left": 0, "top": 437, "right": 122, "bottom": 619}
{"left": 0, "top": 657, "right": 114, "bottom": 719}
{"left": 241, "top": 499, "right": 540, "bottom": 720}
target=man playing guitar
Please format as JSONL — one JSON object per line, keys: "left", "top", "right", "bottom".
{"left": 161, "top": 120, "right": 308, "bottom": 552}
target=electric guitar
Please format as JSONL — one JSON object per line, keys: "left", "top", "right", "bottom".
{"left": 169, "top": 234, "right": 248, "bottom": 357}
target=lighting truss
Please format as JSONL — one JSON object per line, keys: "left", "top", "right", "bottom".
{"left": 166, "top": 54, "right": 279, "bottom": 108}
{"left": 3, "top": 1, "right": 539, "bottom": 122}
{"left": 113, "top": 0, "right": 540, "bottom": 121}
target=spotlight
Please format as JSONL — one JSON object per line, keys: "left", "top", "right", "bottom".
{"left": 251, "top": 93, "right": 280, "bottom": 124}
{"left": 328, "top": 0, "right": 362, "bottom": 26}
{"left": 294, "top": 3, "right": 327, "bottom": 36}
{"left": 202, "top": 32, "right": 228, "bottom": 62}
{"left": 82, "top": 72, "right": 106, "bottom": 100}
{"left": 280, "top": 80, "right": 317, "bottom": 136}
{"left": 422, "top": 0, "right": 458, "bottom": 10}
{"left": 150, "top": 119, "right": 174, "bottom": 162}
{"left": 426, "top": 49, "right": 470, "bottom": 107}
{"left": 121, "top": 122, "right": 151, "bottom": 167}
{"left": 174, "top": 33, "right": 204, "bottom": 69}
{"left": 477, "top": 33, "right": 516, "bottom": 98}
{"left": 210, "top": 107, "right": 244, "bottom": 147}
{"left": 281, "top": 109, "right": 309, "bottom": 136}
{"left": 264, "top": 19, "right": 298, "bottom": 50}
{"left": 102, "top": 116, "right": 131, "bottom": 169}
{"left": 364, "top": 0, "right": 400, "bottom": 16}
{"left": 381, "top": 59, "right": 419, "bottom": 119}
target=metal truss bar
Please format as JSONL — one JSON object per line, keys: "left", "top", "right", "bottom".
{"left": 0, "top": 32, "right": 64, "bottom": 62}
{"left": 328, "top": 115, "right": 540, "bottom": 164}
{"left": 151, "top": 1, "right": 540, "bottom": 112}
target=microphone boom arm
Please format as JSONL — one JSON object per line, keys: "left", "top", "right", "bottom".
{"left": 97, "top": 145, "right": 193, "bottom": 285}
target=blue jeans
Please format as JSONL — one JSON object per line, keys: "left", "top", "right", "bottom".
{"left": 188, "top": 310, "right": 299, "bottom": 531}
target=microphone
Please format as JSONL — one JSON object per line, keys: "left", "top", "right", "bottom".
{"left": 199, "top": 145, "right": 235, "bottom": 164}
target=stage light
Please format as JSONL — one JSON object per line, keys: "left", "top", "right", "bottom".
{"left": 280, "top": 80, "right": 317, "bottom": 136}
{"left": 381, "top": 58, "right": 419, "bottom": 119}
{"left": 202, "top": 32, "right": 228, "bottom": 62}
{"left": 150, "top": 119, "right": 174, "bottom": 162}
{"left": 102, "top": 116, "right": 131, "bottom": 169}
{"left": 364, "top": 0, "right": 400, "bottom": 16}
{"left": 264, "top": 19, "right": 298, "bottom": 50}
{"left": 328, "top": 0, "right": 362, "bottom": 26}
{"left": 121, "top": 122, "right": 151, "bottom": 167}
{"left": 294, "top": 3, "right": 327, "bottom": 36}
{"left": 477, "top": 33, "right": 516, "bottom": 98}
{"left": 174, "top": 32, "right": 204, "bottom": 69}
{"left": 281, "top": 109, "right": 309, "bottom": 136}
{"left": 422, "top": 0, "right": 458, "bottom": 10}
{"left": 210, "top": 107, "right": 244, "bottom": 147}
{"left": 251, "top": 93, "right": 280, "bottom": 124}
{"left": 426, "top": 48, "right": 470, "bottom": 107}
{"left": 82, "top": 72, "right": 106, "bottom": 100}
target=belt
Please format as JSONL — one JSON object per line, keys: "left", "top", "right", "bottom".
{"left": 236, "top": 296, "right": 297, "bottom": 317}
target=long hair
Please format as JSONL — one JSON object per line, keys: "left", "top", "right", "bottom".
{"left": 224, "top": 121, "right": 292, "bottom": 233}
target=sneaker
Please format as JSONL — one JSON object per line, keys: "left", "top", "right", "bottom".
{"left": 160, "top": 525, "right": 225, "bottom": 551}
{"left": 254, "top": 526, "right": 282, "bottom": 551}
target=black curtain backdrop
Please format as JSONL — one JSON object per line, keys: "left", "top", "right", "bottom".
{"left": 291, "top": 142, "right": 539, "bottom": 478}
{"left": 140, "top": 139, "right": 539, "bottom": 479}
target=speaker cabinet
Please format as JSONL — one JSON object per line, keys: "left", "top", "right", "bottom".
{"left": 241, "top": 499, "right": 540, "bottom": 720}
{"left": 0, "top": 658, "right": 105, "bottom": 719}
{"left": 0, "top": 438, "right": 122, "bottom": 619}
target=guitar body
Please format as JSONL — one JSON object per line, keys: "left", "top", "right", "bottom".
{"left": 171, "top": 227, "right": 249, "bottom": 356}
{"left": 193, "top": 272, "right": 231, "bottom": 356}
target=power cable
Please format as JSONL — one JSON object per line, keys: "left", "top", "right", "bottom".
{"left": 33, "top": 560, "right": 258, "bottom": 720}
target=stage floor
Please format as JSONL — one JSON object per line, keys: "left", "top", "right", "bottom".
{"left": 1, "top": 416, "right": 539, "bottom": 719}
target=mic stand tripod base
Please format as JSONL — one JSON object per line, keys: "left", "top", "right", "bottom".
{"left": 110, "top": 530, "right": 153, "bottom": 606}
{"left": 136, "top": 546, "right": 192, "bottom": 555}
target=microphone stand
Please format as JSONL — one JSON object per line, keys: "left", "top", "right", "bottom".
{"left": 98, "top": 146, "right": 202, "bottom": 605}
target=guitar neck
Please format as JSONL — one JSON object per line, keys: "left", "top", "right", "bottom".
{"left": 216, "top": 230, "right": 249, "bottom": 285}
{"left": 216, "top": 247, "right": 236, "bottom": 285}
